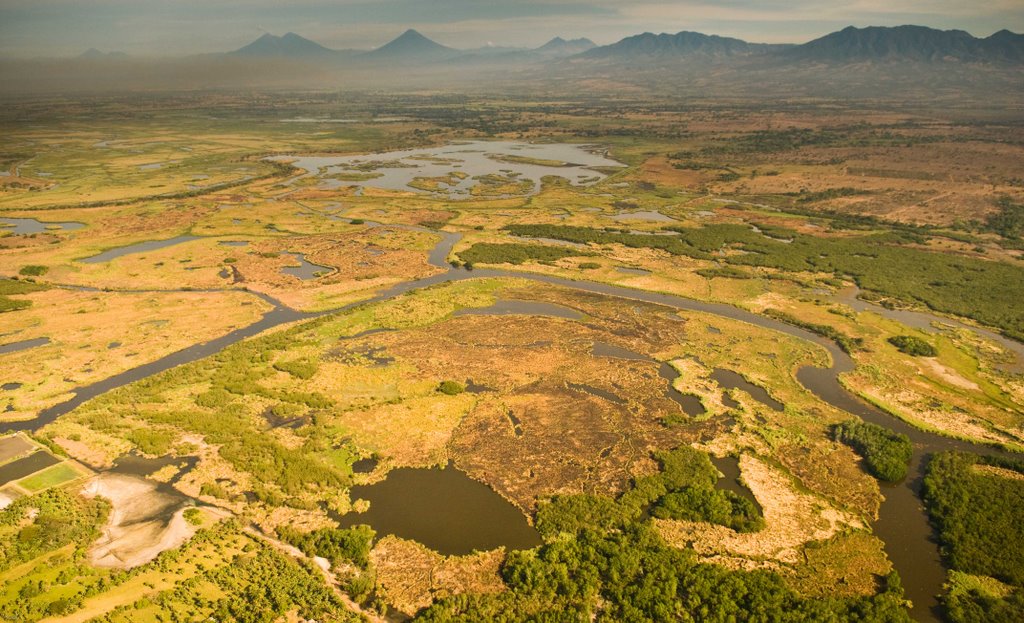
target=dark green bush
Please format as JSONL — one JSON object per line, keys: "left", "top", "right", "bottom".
{"left": 503, "top": 223, "right": 1024, "bottom": 341}
{"left": 18, "top": 265, "right": 48, "bottom": 276}
{"left": 438, "top": 380, "right": 465, "bottom": 395}
{"left": 888, "top": 335, "right": 937, "bottom": 357}
{"left": 831, "top": 420, "right": 912, "bottom": 482}
{"left": 923, "top": 452, "right": 1024, "bottom": 586}
{"left": 273, "top": 358, "right": 318, "bottom": 380}
{"left": 458, "top": 243, "right": 587, "bottom": 266}
{"left": 277, "top": 525, "right": 375, "bottom": 568}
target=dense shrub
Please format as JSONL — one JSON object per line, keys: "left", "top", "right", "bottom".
{"left": 0, "top": 490, "right": 108, "bottom": 572}
{"left": 923, "top": 452, "right": 1024, "bottom": 586}
{"left": 127, "top": 427, "right": 176, "bottom": 455}
{"left": 503, "top": 223, "right": 1024, "bottom": 340}
{"left": 277, "top": 525, "right": 375, "bottom": 568}
{"left": 696, "top": 266, "right": 755, "bottom": 280}
{"left": 985, "top": 197, "right": 1024, "bottom": 240}
{"left": 541, "top": 447, "right": 765, "bottom": 540}
{"left": 0, "top": 278, "right": 46, "bottom": 313}
{"left": 18, "top": 265, "right": 48, "bottom": 276}
{"left": 437, "top": 380, "right": 466, "bottom": 395}
{"left": 651, "top": 487, "right": 763, "bottom": 533}
{"left": 417, "top": 520, "right": 908, "bottom": 622}
{"left": 273, "top": 359, "right": 318, "bottom": 380}
{"left": 209, "top": 546, "right": 355, "bottom": 623}
{"left": 458, "top": 243, "right": 587, "bottom": 266}
{"left": 832, "top": 420, "right": 913, "bottom": 482}
{"left": 887, "top": 335, "right": 937, "bottom": 357}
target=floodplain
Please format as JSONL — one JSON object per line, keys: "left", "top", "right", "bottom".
{"left": 1, "top": 92, "right": 1022, "bottom": 623}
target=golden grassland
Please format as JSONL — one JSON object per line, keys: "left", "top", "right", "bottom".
{"left": 1, "top": 289, "right": 272, "bottom": 420}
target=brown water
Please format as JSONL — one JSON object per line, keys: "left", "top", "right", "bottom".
{"left": 80, "top": 235, "right": 201, "bottom": 264}
{"left": 351, "top": 457, "right": 379, "bottom": 474}
{"left": 567, "top": 382, "right": 626, "bottom": 405}
{"left": 110, "top": 453, "right": 199, "bottom": 486}
{"left": 591, "top": 341, "right": 706, "bottom": 417}
{"left": 709, "top": 368, "right": 784, "bottom": 412}
{"left": 710, "top": 455, "right": 761, "bottom": 512}
{"left": 339, "top": 464, "right": 541, "bottom": 555}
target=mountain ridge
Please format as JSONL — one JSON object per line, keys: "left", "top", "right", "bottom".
{"left": 781, "top": 25, "right": 1024, "bottom": 63}
{"left": 230, "top": 32, "right": 338, "bottom": 58}
{"left": 364, "top": 29, "right": 456, "bottom": 60}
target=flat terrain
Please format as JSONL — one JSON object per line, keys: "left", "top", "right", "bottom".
{"left": 0, "top": 92, "right": 1021, "bottom": 622}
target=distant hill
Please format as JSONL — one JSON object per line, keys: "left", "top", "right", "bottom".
{"left": 230, "top": 32, "right": 338, "bottom": 58}
{"left": 781, "top": 25, "right": 1024, "bottom": 64}
{"left": 364, "top": 29, "right": 456, "bottom": 61}
{"left": 535, "top": 37, "right": 596, "bottom": 57}
{"left": 580, "top": 31, "right": 760, "bottom": 60}
{"left": 983, "top": 30, "right": 1024, "bottom": 62}
{"left": 78, "top": 48, "right": 128, "bottom": 60}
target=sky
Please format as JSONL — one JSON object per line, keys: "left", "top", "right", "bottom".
{"left": 1, "top": 0, "right": 1022, "bottom": 58}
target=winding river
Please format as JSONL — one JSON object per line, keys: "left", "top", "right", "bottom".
{"left": 2, "top": 224, "right": 1018, "bottom": 622}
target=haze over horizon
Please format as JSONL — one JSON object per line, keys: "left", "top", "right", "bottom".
{"left": 2, "top": 0, "right": 1022, "bottom": 58}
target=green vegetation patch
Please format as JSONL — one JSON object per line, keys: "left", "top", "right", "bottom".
{"left": 831, "top": 421, "right": 913, "bottom": 482}
{"left": 277, "top": 525, "right": 375, "bottom": 569}
{"left": 458, "top": 243, "right": 589, "bottom": 267}
{"left": 75, "top": 328, "right": 349, "bottom": 504}
{"left": 944, "top": 571, "right": 1023, "bottom": 623}
{"left": 273, "top": 358, "right": 319, "bottom": 380}
{"left": 437, "top": 380, "right": 466, "bottom": 396}
{"left": 923, "top": 452, "right": 1024, "bottom": 584}
{"left": 17, "top": 463, "right": 81, "bottom": 493}
{"left": 504, "top": 223, "right": 1024, "bottom": 340}
{"left": 887, "top": 335, "right": 937, "bottom": 357}
{"left": 540, "top": 447, "right": 764, "bottom": 538}
{"left": 696, "top": 266, "right": 756, "bottom": 280}
{"left": 18, "top": 265, "right": 48, "bottom": 277}
{"left": 0, "top": 489, "right": 108, "bottom": 572}
{"left": 0, "top": 278, "right": 47, "bottom": 313}
{"left": 206, "top": 541, "right": 360, "bottom": 623}
{"left": 923, "top": 452, "right": 1024, "bottom": 621}
{"left": 985, "top": 197, "right": 1024, "bottom": 241}
{"left": 126, "top": 428, "right": 177, "bottom": 455}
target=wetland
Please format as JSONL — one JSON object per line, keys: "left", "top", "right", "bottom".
{"left": 1, "top": 92, "right": 1021, "bottom": 623}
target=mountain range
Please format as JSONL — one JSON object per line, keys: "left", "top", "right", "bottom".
{"left": 781, "top": 25, "right": 1024, "bottom": 63}
{"left": 579, "top": 31, "right": 777, "bottom": 60}
{"left": 231, "top": 32, "right": 342, "bottom": 58}
{"left": 220, "top": 29, "right": 594, "bottom": 63}
{"left": 214, "top": 25, "right": 1024, "bottom": 66}
{"left": 4, "top": 25, "right": 1021, "bottom": 96}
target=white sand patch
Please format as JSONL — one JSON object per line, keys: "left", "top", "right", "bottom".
{"left": 920, "top": 359, "right": 980, "bottom": 391}
{"left": 655, "top": 454, "right": 862, "bottom": 564}
{"left": 82, "top": 473, "right": 195, "bottom": 568}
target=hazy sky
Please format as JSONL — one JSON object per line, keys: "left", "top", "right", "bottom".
{"left": 1, "top": 0, "right": 1022, "bottom": 57}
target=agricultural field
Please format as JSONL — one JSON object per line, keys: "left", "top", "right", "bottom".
{"left": 0, "top": 92, "right": 1022, "bottom": 622}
